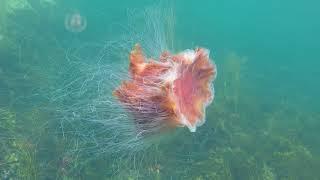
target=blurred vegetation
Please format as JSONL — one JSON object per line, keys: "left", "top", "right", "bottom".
{"left": 1, "top": 0, "right": 320, "bottom": 179}
{"left": 218, "top": 52, "right": 248, "bottom": 113}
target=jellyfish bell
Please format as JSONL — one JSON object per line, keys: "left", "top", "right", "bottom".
{"left": 64, "top": 10, "right": 87, "bottom": 33}
{"left": 113, "top": 44, "right": 217, "bottom": 134}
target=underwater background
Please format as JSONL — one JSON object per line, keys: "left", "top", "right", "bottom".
{"left": 1, "top": 0, "right": 320, "bottom": 179}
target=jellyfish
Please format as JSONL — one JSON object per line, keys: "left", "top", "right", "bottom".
{"left": 113, "top": 44, "right": 216, "bottom": 135}
{"left": 49, "top": 6, "right": 217, "bottom": 157}
{"left": 64, "top": 10, "right": 87, "bottom": 33}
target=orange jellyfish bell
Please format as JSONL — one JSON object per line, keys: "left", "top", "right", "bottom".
{"left": 113, "top": 44, "right": 217, "bottom": 135}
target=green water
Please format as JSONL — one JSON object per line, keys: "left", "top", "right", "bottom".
{"left": 1, "top": 0, "right": 320, "bottom": 179}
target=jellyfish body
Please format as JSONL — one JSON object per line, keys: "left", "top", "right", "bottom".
{"left": 113, "top": 44, "right": 217, "bottom": 134}
{"left": 64, "top": 11, "right": 87, "bottom": 33}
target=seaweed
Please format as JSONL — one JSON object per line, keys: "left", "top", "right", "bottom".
{"left": 0, "top": 1, "right": 320, "bottom": 179}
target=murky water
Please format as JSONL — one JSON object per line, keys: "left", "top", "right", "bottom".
{"left": 0, "top": 0, "right": 319, "bottom": 179}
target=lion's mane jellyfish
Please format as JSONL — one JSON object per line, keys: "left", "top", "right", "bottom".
{"left": 50, "top": 6, "right": 217, "bottom": 156}
{"left": 114, "top": 44, "right": 217, "bottom": 135}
